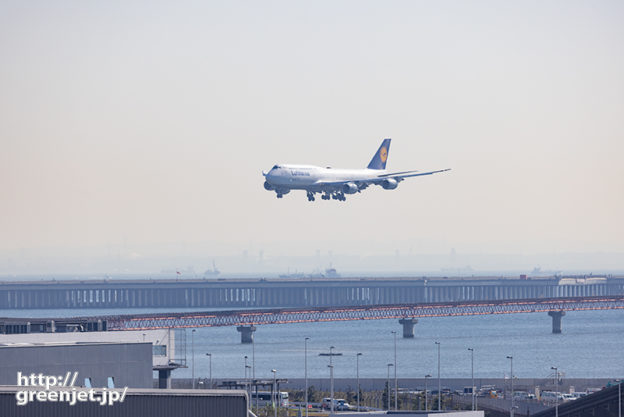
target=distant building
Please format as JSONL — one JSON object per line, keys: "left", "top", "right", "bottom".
{"left": 0, "top": 341, "right": 152, "bottom": 388}
{"left": 0, "top": 387, "right": 247, "bottom": 417}
{"left": 0, "top": 329, "right": 184, "bottom": 388}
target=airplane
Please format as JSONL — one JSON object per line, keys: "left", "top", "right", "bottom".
{"left": 262, "top": 138, "right": 450, "bottom": 201}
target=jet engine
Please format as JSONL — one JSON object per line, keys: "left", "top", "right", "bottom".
{"left": 381, "top": 178, "right": 398, "bottom": 190}
{"left": 263, "top": 181, "right": 274, "bottom": 191}
{"left": 342, "top": 182, "right": 359, "bottom": 194}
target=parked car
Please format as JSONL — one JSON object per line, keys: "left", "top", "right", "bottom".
{"left": 321, "top": 398, "right": 332, "bottom": 409}
{"left": 321, "top": 398, "right": 354, "bottom": 411}
{"left": 335, "top": 399, "right": 355, "bottom": 411}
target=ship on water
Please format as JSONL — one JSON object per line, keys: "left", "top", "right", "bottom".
{"left": 279, "top": 266, "right": 341, "bottom": 279}
{"left": 203, "top": 261, "right": 220, "bottom": 278}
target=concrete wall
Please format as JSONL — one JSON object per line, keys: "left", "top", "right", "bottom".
{"left": 259, "top": 377, "right": 612, "bottom": 393}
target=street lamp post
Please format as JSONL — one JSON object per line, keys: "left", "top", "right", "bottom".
{"left": 244, "top": 356, "right": 249, "bottom": 398}
{"left": 618, "top": 379, "right": 621, "bottom": 417}
{"left": 507, "top": 356, "right": 514, "bottom": 417}
{"left": 191, "top": 329, "right": 196, "bottom": 389}
{"left": 245, "top": 365, "right": 251, "bottom": 401}
{"left": 551, "top": 366, "right": 559, "bottom": 417}
{"left": 319, "top": 346, "right": 341, "bottom": 413}
{"left": 435, "top": 341, "right": 441, "bottom": 410}
{"left": 468, "top": 348, "right": 475, "bottom": 411}
{"left": 386, "top": 363, "right": 394, "bottom": 411}
{"left": 330, "top": 346, "right": 334, "bottom": 413}
{"left": 329, "top": 346, "right": 334, "bottom": 413}
{"left": 327, "top": 364, "right": 335, "bottom": 412}
{"left": 392, "top": 331, "right": 398, "bottom": 410}
{"left": 205, "top": 353, "right": 212, "bottom": 388}
{"left": 252, "top": 335, "right": 257, "bottom": 410}
{"left": 356, "top": 353, "right": 363, "bottom": 412}
{"left": 252, "top": 335, "right": 255, "bottom": 380}
{"left": 271, "top": 369, "right": 278, "bottom": 417}
{"left": 304, "top": 337, "right": 309, "bottom": 417}
{"left": 424, "top": 374, "right": 432, "bottom": 411}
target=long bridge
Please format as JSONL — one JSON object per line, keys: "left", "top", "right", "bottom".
{"left": 1, "top": 275, "right": 623, "bottom": 309}
{"left": 2, "top": 296, "right": 624, "bottom": 342}
{"left": 2, "top": 275, "right": 623, "bottom": 341}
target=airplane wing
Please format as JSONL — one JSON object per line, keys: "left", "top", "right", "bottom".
{"left": 381, "top": 168, "right": 451, "bottom": 180}
{"left": 314, "top": 168, "right": 451, "bottom": 190}
{"left": 376, "top": 169, "right": 421, "bottom": 177}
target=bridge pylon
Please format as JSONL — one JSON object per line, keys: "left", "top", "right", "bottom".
{"left": 398, "top": 318, "right": 418, "bottom": 338}
{"left": 236, "top": 325, "right": 256, "bottom": 343}
{"left": 548, "top": 311, "right": 566, "bottom": 334}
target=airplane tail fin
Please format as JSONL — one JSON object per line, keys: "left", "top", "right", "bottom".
{"left": 367, "top": 138, "right": 391, "bottom": 170}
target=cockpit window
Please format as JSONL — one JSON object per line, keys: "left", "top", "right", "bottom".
{"left": 272, "top": 165, "right": 279, "bottom": 170}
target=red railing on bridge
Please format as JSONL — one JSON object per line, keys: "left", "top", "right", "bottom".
{"left": 100, "top": 296, "right": 624, "bottom": 331}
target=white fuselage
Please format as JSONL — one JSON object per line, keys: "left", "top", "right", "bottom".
{"left": 265, "top": 164, "right": 384, "bottom": 191}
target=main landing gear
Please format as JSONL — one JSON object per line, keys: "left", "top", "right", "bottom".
{"left": 304, "top": 191, "right": 346, "bottom": 202}
{"left": 319, "top": 192, "right": 346, "bottom": 201}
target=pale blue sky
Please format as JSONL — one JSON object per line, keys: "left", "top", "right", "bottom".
{"left": 1, "top": 1, "right": 623, "bottom": 273}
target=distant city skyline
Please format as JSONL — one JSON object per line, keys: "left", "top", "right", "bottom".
{"left": 1, "top": 1, "right": 623, "bottom": 274}
{"left": 2, "top": 242, "right": 623, "bottom": 276}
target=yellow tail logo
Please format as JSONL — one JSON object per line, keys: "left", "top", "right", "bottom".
{"left": 380, "top": 147, "right": 388, "bottom": 163}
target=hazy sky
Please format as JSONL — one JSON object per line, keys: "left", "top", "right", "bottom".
{"left": 1, "top": 1, "right": 623, "bottom": 272}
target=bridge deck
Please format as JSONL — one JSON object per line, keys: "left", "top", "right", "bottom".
{"left": 2, "top": 275, "right": 623, "bottom": 309}
{"left": 2, "top": 296, "right": 623, "bottom": 334}
{"left": 102, "top": 296, "right": 624, "bottom": 330}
